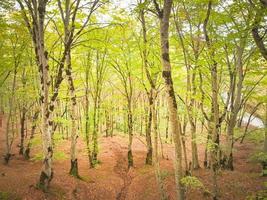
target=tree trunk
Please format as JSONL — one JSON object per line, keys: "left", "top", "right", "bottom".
{"left": 240, "top": 103, "right": 261, "bottom": 144}
{"left": 85, "top": 63, "right": 93, "bottom": 167}
{"left": 17, "top": 0, "right": 74, "bottom": 190}
{"left": 145, "top": 93, "right": 153, "bottom": 165}
{"left": 156, "top": 0, "right": 185, "bottom": 198}
{"left": 4, "top": 66, "right": 17, "bottom": 164}
{"left": 38, "top": 50, "right": 54, "bottom": 191}
{"left": 165, "top": 112, "right": 169, "bottom": 143}
{"left": 127, "top": 100, "right": 133, "bottom": 168}
{"left": 203, "top": 1, "right": 219, "bottom": 199}
{"left": 91, "top": 98, "right": 99, "bottom": 167}
{"left": 189, "top": 71, "right": 200, "bottom": 169}
{"left": 224, "top": 39, "right": 245, "bottom": 170}
{"left": 140, "top": 8, "right": 154, "bottom": 166}
{"left": 24, "top": 110, "right": 39, "bottom": 160}
{"left": 19, "top": 107, "right": 26, "bottom": 155}
{"left": 263, "top": 99, "right": 267, "bottom": 176}
{"left": 190, "top": 122, "right": 199, "bottom": 169}
{"left": 66, "top": 52, "right": 79, "bottom": 177}
{"left": 151, "top": 90, "right": 167, "bottom": 200}
{"left": 181, "top": 115, "right": 189, "bottom": 174}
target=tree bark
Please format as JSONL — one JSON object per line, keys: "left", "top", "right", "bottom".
{"left": 203, "top": 1, "right": 220, "bottom": 199}
{"left": 85, "top": 59, "right": 93, "bottom": 167}
{"left": 263, "top": 95, "right": 267, "bottom": 176}
{"left": 19, "top": 107, "right": 26, "bottom": 155}
{"left": 151, "top": 90, "right": 167, "bottom": 200}
{"left": 145, "top": 93, "right": 153, "bottom": 165}
{"left": 17, "top": 0, "right": 72, "bottom": 190}
{"left": 66, "top": 52, "right": 79, "bottom": 177}
{"left": 127, "top": 100, "right": 134, "bottom": 168}
{"left": 24, "top": 110, "right": 39, "bottom": 160}
{"left": 140, "top": 8, "right": 154, "bottom": 165}
{"left": 154, "top": 0, "right": 185, "bottom": 198}
{"left": 4, "top": 65, "right": 17, "bottom": 164}
{"left": 224, "top": 39, "right": 246, "bottom": 170}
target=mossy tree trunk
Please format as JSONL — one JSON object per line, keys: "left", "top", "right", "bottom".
{"left": 153, "top": 0, "right": 185, "bottom": 199}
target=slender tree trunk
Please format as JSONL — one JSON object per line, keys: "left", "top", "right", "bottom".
{"left": 24, "top": 110, "right": 39, "bottom": 160}
{"left": 174, "top": 7, "right": 200, "bottom": 171}
{"left": 151, "top": 90, "right": 167, "bottom": 200}
{"left": 4, "top": 66, "right": 18, "bottom": 164}
{"left": 110, "top": 106, "right": 114, "bottom": 137}
{"left": 190, "top": 121, "right": 199, "bottom": 169}
{"left": 85, "top": 64, "right": 93, "bottom": 167}
{"left": 140, "top": 101, "right": 144, "bottom": 136}
{"left": 165, "top": 112, "right": 169, "bottom": 143}
{"left": 181, "top": 115, "right": 189, "bottom": 174}
{"left": 66, "top": 52, "right": 79, "bottom": 177}
{"left": 59, "top": 0, "right": 80, "bottom": 176}
{"left": 240, "top": 103, "right": 261, "bottom": 144}
{"left": 140, "top": 8, "right": 154, "bottom": 166}
{"left": 145, "top": 93, "right": 153, "bottom": 165}
{"left": 19, "top": 107, "right": 27, "bottom": 155}
{"left": 155, "top": 0, "right": 185, "bottom": 198}
{"left": 204, "top": 130, "right": 211, "bottom": 168}
{"left": 189, "top": 71, "right": 199, "bottom": 169}
{"left": 19, "top": 68, "right": 27, "bottom": 155}
{"left": 92, "top": 99, "right": 99, "bottom": 167}
{"left": 224, "top": 40, "right": 245, "bottom": 170}
{"left": 5, "top": 107, "right": 12, "bottom": 164}
{"left": 237, "top": 107, "right": 246, "bottom": 128}
{"left": 203, "top": 1, "right": 219, "bottom": 199}
{"left": 105, "top": 109, "right": 110, "bottom": 137}
{"left": 263, "top": 99, "right": 267, "bottom": 176}
{"left": 127, "top": 100, "right": 134, "bottom": 168}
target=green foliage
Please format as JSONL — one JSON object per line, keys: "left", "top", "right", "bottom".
{"left": 160, "top": 169, "right": 172, "bottom": 180}
{"left": 245, "top": 189, "right": 267, "bottom": 200}
{"left": 195, "top": 133, "right": 208, "bottom": 145}
{"left": 31, "top": 136, "right": 42, "bottom": 147}
{"left": 31, "top": 152, "right": 44, "bottom": 161}
{"left": 249, "top": 152, "right": 267, "bottom": 164}
{"left": 0, "top": 191, "right": 9, "bottom": 200}
{"left": 206, "top": 140, "right": 219, "bottom": 153}
{"left": 54, "top": 151, "right": 67, "bottom": 160}
{"left": 0, "top": 3, "right": 266, "bottom": 200}
{"left": 91, "top": 159, "right": 101, "bottom": 167}
{"left": 246, "top": 129, "right": 265, "bottom": 144}
{"left": 181, "top": 176, "right": 204, "bottom": 189}
{"left": 53, "top": 133, "right": 64, "bottom": 146}
{"left": 31, "top": 151, "right": 67, "bottom": 161}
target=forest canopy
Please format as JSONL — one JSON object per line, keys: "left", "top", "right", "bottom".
{"left": 0, "top": 0, "right": 266, "bottom": 200}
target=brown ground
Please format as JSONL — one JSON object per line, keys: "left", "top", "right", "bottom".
{"left": 0, "top": 124, "right": 266, "bottom": 200}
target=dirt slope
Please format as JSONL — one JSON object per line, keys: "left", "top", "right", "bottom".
{"left": 0, "top": 125, "right": 266, "bottom": 200}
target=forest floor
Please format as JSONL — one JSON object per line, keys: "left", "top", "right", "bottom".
{"left": 0, "top": 126, "right": 267, "bottom": 200}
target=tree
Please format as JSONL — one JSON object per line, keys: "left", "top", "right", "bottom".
{"left": 17, "top": 0, "right": 72, "bottom": 190}
{"left": 153, "top": 0, "right": 185, "bottom": 199}
{"left": 172, "top": 1, "right": 204, "bottom": 170}
{"left": 112, "top": 57, "right": 135, "bottom": 168}
{"left": 57, "top": 0, "right": 102, "bottom": 178}
{"left": 203, "top": 1, "right": 220, "bottom": 198}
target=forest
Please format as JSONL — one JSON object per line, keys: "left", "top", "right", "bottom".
{"left": 0, "top": 0, "right": 266, "bottom": 199}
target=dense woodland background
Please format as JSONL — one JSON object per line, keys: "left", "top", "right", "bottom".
{"left": 0, "top": 0, "right": 267, "bottom": 199}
